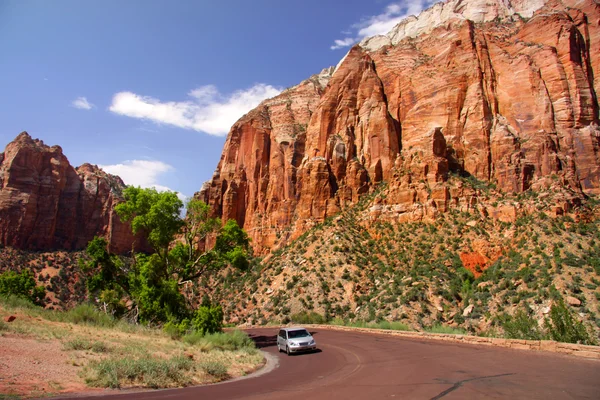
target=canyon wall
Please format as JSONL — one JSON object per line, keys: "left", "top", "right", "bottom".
{"left": 0, "top": 132, "right": 141, "bottom": 253}
{"left": 199, "top": 0, "right": 600, "bottom": 253}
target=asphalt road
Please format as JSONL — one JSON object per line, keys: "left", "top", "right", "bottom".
{"left": 58, "top": 328, "right": 600, "bottom": 400}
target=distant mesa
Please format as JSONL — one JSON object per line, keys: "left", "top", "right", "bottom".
{"left": 0, "top": 131, "right": 143, "bottom": 254}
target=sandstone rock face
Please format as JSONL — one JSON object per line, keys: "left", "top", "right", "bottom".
{"left": 199, "top": 0, "right": 600, "bottom": 254}
{"left": 360, "top": 0, "right": 547, "bottom": 52}
{"left": 0, "top": 132, "right": 141, "bottom": 253}
{"left": 199, "top": 68, "right": 334, "bottom": 250}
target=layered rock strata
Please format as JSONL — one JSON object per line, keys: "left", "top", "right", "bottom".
{"left": 0, "top": 132, "right": 141, "bottom": 253}
{"left": 199, "top": 0, "right": 600, "bottom": 253}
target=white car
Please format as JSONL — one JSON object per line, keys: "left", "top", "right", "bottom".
{"left": 277, "top": 327, "right": 317, "bottom": 355}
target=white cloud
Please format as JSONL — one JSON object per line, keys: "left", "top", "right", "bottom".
{"left": 71, "top": 96, "right": 94, "bottom": 110}
{"left": 99, "top": 159, "right": 188, "bottom": 202}
{"left": 330, "top": 1, "right": 435, "bottom": 50}
{"left": 330, "top": 37, "right": 356, "bottom": 50}
{"left": 109, "top": 83, "right": 281, "bottom": 136}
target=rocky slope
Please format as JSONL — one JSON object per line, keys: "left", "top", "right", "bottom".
{"left": 0, "top": 132, "right": 141, "bottom": 253}
{"left": 203, "top": 179, "right": 600, "bottom": 339}
{"left": 198, "top": 0, "right": 600, "bottom": 254}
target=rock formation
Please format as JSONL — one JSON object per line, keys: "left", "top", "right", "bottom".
{"left": 0, "top": 132, "right": 141, "bottom": 253}
{"left": 199, "top": 0, "right": 600, "bottom": 253}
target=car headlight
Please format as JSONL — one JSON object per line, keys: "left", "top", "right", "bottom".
{"left": 309, "top": 340, "right": 315, "bottom": 345}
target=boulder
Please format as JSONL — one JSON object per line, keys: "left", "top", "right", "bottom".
{"left": 463, "top": 304, "right": 475, "bottom": 317}
{"left": 566, "top": 296, "right": 582, "bottom": 307}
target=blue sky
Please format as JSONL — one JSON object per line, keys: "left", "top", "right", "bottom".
{"left": 0, "top": 0, "right": 433, "bottom": 200}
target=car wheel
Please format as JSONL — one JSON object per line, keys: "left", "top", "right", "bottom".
{"left": 286, "top": 345, "right": 290, "bottom": 356}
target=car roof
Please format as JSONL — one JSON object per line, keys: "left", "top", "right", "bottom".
{"left": 281, "top": 327, "right": 308, "bottom": 331}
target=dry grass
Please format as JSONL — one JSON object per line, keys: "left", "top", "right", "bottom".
{"left": 0, "top": 299, "right": 263, "bottom": 397}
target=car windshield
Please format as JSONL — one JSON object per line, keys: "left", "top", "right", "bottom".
{"left": 288, "top": 329, "right": 310, "bottom": 339}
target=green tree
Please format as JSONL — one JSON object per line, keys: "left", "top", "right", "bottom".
{"left": 82, "top": 237, "right": 128, "bottom": 293}
{"left": 214, "top": 219, "right": 251, "bottom": 270}
{"left": 87, "top": 186, "right": 253, "bottom": 325}
{"left": 168, "top": 199, "right": 221, "bottom": 283}
{"left": 127, "top": 253, "right": 188, "bottom": 323}
{"left": 0, "top": 270, "right": 46, "bottom": 305}
{"left": 81, "top": 237, "right": 130, "bottom": 317}
{"left": 115, "top": 188, "right": 247, "bottom": 284}
{"left": 115, "top": 187, "right": 184, "bottom": 262}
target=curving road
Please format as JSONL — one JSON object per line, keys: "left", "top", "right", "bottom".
{"left": 59, "top": 328, "right": 600, "bottom": 400}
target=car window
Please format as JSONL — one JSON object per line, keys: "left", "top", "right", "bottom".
{"left": 288, "top": 329, "right": 310, "bottom": 339}
{"left": 278, "top": 330, "right": 284, "bottom": 338}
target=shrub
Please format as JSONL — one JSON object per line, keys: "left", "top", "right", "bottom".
{"left": 163, "top": 319, "right": 190, "bottom": 339}
{"left": 500, "top": 308, "right": 543, "bottom": 340}
{"left": 0, "top": 270, "right": 45, "bottom": 305}
{"left": 544, "top": 299, "right": 596, "bottom": 345}
{"left": 328, "top": 317, "right": 346, "bottom": 326}
{"left": 329, "top": 319, "right": 411, "bottom": 331}
{"left": 182, "top": 331, "right": 211, "bottom": 349}
{"left": 200, "top": 361, "right": 228, "bottom": 379}
{"left": 91, "top": 341, "right": 110, "bottom": 353}
{"left": 204, "top": 330, "right": 254, "bottom": 351}
{"left": 64, "top": 338, "right": 93, "bottom": 350}
{"left": 373, "top": 320, "right": 411, "bottom": 331}
{"left": 183, "top": 330, "right": 256, "bottom": 352}
{"left": 290, "top": 311, "right": 326, "bottom": 324}
{"left": 192, "top": 304, "right": 223, "bottom": 335}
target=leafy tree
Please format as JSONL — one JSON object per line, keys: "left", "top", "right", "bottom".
{"left": 116, "top": 187, "right": 248, "bottom": 285}
{"left": 115, "top": 187, "right": 184, "bottom": 262}
{"left": 169, "top": 199, "right": 221, "bottom": 283}
{"left": 83, "top": 186, "right": 251, "bottom": 326}
{"left": 97, "top": 287, "right": 128, "bottom": 317}
{"left": 128, "top": 253, "right": 188, "bottom": 323}
{"left": 215, "top": 219, "right": 251, "bottom": 270}
{"left": 0, "top": 270, "right": 46, "bottom": 305}
{"left": 81, "top": 237, "right": 129, "bottom": 317}
{"left": 82, "top": 237, "right": 128, "bottom": 293}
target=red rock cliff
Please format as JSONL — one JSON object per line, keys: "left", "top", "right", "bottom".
{"left": 198, "top": 0, "right": 600, "bottom": 253}
{"left": 0, "top": 132, "right": 141, "bottom": 253}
